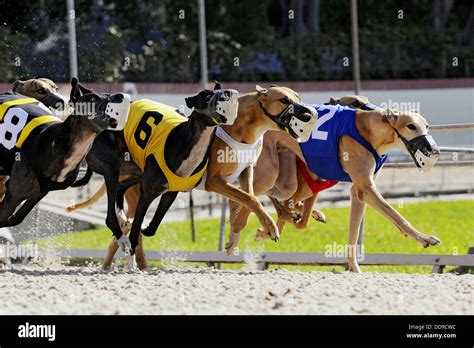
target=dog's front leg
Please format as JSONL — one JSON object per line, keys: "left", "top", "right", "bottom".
{"left": 224, "top": 166, "right": 257, "bottom": 254}
{"left": 141, "top": 191, "right": 178, "bottom": 237}
{"left": 104, "top": 173, "right": 130, "bottom": 254}
{"left": 346, "top": 185, "right": 367, "bottom": 273}
{"left": 226, "top": 199, "right": 250, "bottom": 255}
{"left": 354, "top": 183, "right": 441, "bottom": 248}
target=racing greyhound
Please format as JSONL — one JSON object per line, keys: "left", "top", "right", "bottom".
{"left": 12, "top": 78, "right": 66, "bottom": 114}
{"left": 80, "top": 83, "right": 239, "bottom": 257}
{"left": 0, "top": 78, "right": 130, "bottom": 228}
{"left": 69, "top": 85, "right": 317, "bottom": 270}
{"left": 0, "top": 78, "right": 68, "bottom": 201}
{"left": 228, "top": 96, "right": 441, "bottom": 272}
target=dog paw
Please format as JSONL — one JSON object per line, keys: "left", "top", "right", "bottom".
{"left": 419, "top": 234, "right": 441, "bottom": 248}
{"left": 255, "top": 228, "right": 271, "bottom": 241}
{"left": 311, "top": 209, "right": 327, "bottom": 223}
{"left": 347, "top": 259, "right": 362, "bottom": 273}
{"left": 117, "top": 235, "right": 132, "bottom": 255}
{"left": 101, "top": 263, "right": 113, "bottom": 271}
{"left": 292, "top": 212, "right": 303, "bottom": 224}
{"left": 141, "top": 226, "right": 156, "bottom": 237}
{"left": 225, "top": 232, "right": 240, "bottom": 255}
{"left": 262, "top": 218, "right": 280, "bottom": 242}
{"left": 125, "top": 255, "right": 137, "bottom": 271}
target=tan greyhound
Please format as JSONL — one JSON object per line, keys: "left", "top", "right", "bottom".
{"left": 228, "top": 96, "right": 441, "bottom": 272}
{"left": 67, "top": 85, "right": 317, "bottom": 270}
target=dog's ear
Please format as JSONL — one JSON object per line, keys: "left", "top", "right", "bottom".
{"left": 383, "top": 109, "right": 399, "bottom": 125}
{"left": 12, "top": 80, "right": 25, "bottom": 92}
{"left": 325, "top": 97, "right": 339, "bottom": 105}
{"left": 213, "top": 81, "right": 222, "bottom": 90}
{"left": 256, "top": 85, "right": 267, "bottom": 97}
{"left": 70, "top": 77, "right": 81, "bottom": 101}
{"left": 185, "top": 96, "right": 197, "bottom": 109}
{"left": 269, "top": 84, "right": 279, "bottom": 88}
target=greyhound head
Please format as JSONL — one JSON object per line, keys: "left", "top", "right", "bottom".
{"left": 255, "top": 85, "right": 317, "bottom": 141}
{"left": 69, "top": 78, "right": 131, "bottom": 131}
{"left": 185, "top": 82, "right": 239, "bottom": 126}
{"left": 12, "top": 78, "right": 66, "bottom": 112}
{"left": 384, "top": 109, "right": 440, "bottom": 172}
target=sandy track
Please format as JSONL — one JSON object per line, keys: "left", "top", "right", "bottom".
{"left": 0, "top": 265, "right": 472, "bottom": 315}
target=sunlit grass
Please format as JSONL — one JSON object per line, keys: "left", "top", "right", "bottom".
{"left": 39, "top": 200, "right": 474, "bottom": 273}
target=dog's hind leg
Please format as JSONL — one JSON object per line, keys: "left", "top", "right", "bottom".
{"left": 267, "top": 151, "right": 298, "bottom": 200}
{"left": 0, "top": 165, "right": 43, "bottom": 227}
{"left": 4, "top": 193, "right": 46, "bottom": 227}
{"left": 226, "top": 200, "right": 251, "bottom": 255}
{"left": 346, "top": 185, "right": 367, "bottom": 273}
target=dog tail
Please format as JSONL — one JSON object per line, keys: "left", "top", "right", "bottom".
{"left": 66, "top": 184, "right": 107, "bottom": 212}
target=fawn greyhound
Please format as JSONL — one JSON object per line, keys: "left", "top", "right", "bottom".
{"left": 68, "top": 85, "right": 317, "bottom": 270}
{"left": 228, "top": 95, "right": 441, "bottom": 272}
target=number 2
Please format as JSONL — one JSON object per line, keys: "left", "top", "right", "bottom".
{"left": 0, "top": 107, "right": 28, "bottom": 150}
{"left": 311, "top": 106, "right": 337, "bottom": 141}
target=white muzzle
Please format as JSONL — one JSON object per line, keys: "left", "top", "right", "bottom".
{"left": 105, "top": 93, "right": 131, "bottom": 130}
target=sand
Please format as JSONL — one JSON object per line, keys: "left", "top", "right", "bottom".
{"left": 0, "top": 265, "right": 472, "bottom": 315}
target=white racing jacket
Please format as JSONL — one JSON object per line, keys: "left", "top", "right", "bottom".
{"left": 197, "top": 126, "right": 263, "bottom": 189}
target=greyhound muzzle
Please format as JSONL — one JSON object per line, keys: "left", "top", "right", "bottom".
{"left": 105, "top": 93, "right": 131, "bottom": 130}
{"left": 398, "top": 133, "right": 440, "bottom": 173}
{"left": 41, "top": 93, "right": 66, "bottom": 111}
{"left": 259, "top": 101, "right": 317, "bottom": 142}
{"left": 201, "top": 89, "right": 239, "bottom": 125}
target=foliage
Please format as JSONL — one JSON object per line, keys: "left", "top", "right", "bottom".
{"left": 0, "top": 0, "right": 472, "bottom": 82}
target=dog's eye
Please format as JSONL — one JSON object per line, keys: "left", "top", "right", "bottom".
{"left": 37, "top": 88, "right": 46, "bottom": 95}
{"left": 280, "top": 98, "right": 290, "bottom": 105}
{"left": 407, "top": 124, "right": 417, "bottom": 131}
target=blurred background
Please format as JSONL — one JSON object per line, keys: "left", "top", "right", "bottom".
{"left": 0, "top": 1, "right": 472, "bottom": 263}
{"left": 0, "top": 0, "right": 472, "bottom": 82}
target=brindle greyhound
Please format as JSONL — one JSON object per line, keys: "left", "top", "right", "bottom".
{"left": 68, "top": 85, "right": 317, "bottom": 270}
{"left": 12, "top": 78, "right": 66, "bottom": 113}
{"left": 0, "top": 78, "right": 129, "bottom": 228}
{"left": 229, "top": 96, "right": 441, "bottom": 272}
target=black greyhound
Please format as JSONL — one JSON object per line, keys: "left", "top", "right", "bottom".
{"left": 0, "top": 78, "right": 129, "bottom": 228}
{"left": 81, "top": 83, "right": 238, "bottom": 255}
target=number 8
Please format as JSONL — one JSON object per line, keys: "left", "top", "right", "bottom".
{"left": 0, "top": 107, "right": 29, "bottom": 150}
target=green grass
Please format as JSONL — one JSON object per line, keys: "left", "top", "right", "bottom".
{"left": 38, "top": 200, "right": 474, "bottom": 273}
